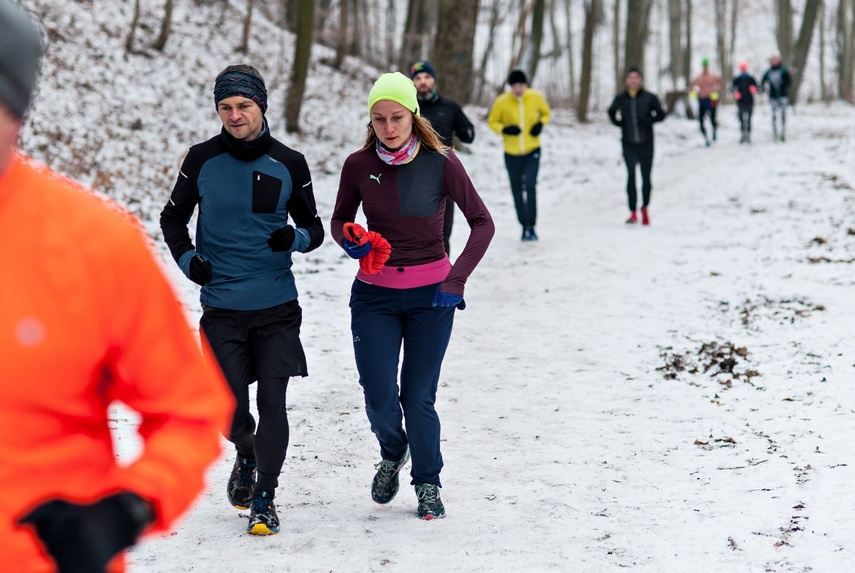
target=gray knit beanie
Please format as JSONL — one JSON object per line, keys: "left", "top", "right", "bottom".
{"left": 0, "top": 0, "right": 43, "bottom": 118}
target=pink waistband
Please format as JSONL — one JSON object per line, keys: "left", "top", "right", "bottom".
{"left": 356, "top": 257, "right": 451, "bottom": 289}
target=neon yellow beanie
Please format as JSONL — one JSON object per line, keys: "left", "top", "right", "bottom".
{"left": 367, "top": 72, "right": 420, "bottom": 116}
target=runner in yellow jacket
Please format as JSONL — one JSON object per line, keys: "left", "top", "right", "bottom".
{"left": 488, "top": 69, "right": 551, "bottom": 241}
{"left": 0, "top": 2, "right": 234, "bottom": 571}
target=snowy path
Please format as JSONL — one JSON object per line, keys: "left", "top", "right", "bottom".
{"left": 126, "top": 102, "right": 855, "bottom": 572}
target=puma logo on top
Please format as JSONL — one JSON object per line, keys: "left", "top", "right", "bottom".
{"left": 370, "top": 174, "right": 382, "bottom": 184}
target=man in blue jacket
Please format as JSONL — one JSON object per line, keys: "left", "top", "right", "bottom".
{"left": 761, "top": 53, "right": 791, "bottom": 142}
{"left": 607, "top": 67, "right": 666, "bottom": 226}
{"left": 160, "top": 64, "right": 324, "bottom": 536}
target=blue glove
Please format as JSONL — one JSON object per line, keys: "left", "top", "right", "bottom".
{"left": 342, "top": 239, "right": 372, "bottom": 259}
{"left": 432, "top": 286, "right": 466, "bottom": 310}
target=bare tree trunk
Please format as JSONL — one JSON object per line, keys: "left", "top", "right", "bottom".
{"left": 432, "top": 0, "right": 478, "bottom": 104}
{"left": 316, "top": 0, "right": 334, "bottom": 30}
{"left": 789, "top": 0, "right": 822, "bottom": 103}
{"left": 509, "top": 0, "right": 534, "bottom": 75}
{"left": 239, "top": 0, "right": 256, "bottom": 54}
{"left": 521, "top": 0, "right": 546, "bottom": 81}
{"left": 624, "top": 0, "right": 653, "bottom": 73}
{"left": 348, "top": 0, "right": 361, "bottom": 57}
{"left": 729, "top": 0, "right": 739, "bottom": 73}
{"left": 285, "top": 0, "right": 315, "bottom": 133}
{"left": 385, "top": 0, "right": 396, "bottom": 67}
{"left": 333, "top": 0, "right": 349, "bottom": 68}
{"left": 285, "top": 0, "right": 300, "bottom": 33}
{"left": 839, "top": 0, "right": 855, "bottom": 101}
{"left": 577, "top": 0, "right": 600, "bottom": 122}
{"left": 564, "top": 0, "right": 577, "bottom": 104}
{"left": 683, "top": 0, "right": 693, "bottom": 85}
{"left": 399, "top": 0, "right": 430, "bottom": 71}
{"left": 475, "top": 0, "right": 507, "bottom": 104}
{"left": 714, "top": 0, "right": 727, "bottom": 87}
{"left": 152, "top": 0, "right": 174, "bottom": 52}
{"left": 613, "top": 0, "right": 622, "bottom": 91}
{"left": 818, "top": 0, "right": 826, "bottom": 100}
{"left": 667, "top": 0, "right": 682, "bottom": 90}
{"left": 849, "top": 0, "right": 855, "bottom": 101}
{"left": 776, "top": 0, "right": 793, "bottom": 60}
{"left": 125, "top": 0, "right": 141, "bottom": 52}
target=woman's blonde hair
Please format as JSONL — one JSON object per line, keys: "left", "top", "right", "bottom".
{"left": 363, "top": 113, "right": 449, "bottom": 154}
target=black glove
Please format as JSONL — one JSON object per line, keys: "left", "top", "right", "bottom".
{"left": 18, "top": 492, "right": 155, "bottom": 573}
{"left": 189, "top": 254, "right": 212, "bottom": 286}
{"left": 530, "top": 122, "right": 543, "bottom": 136}
{"left": 502, "top": 125, "right": 522, "bottom": 135}
{"left": 267, "top": 225, "right": 296, "bottom": 252}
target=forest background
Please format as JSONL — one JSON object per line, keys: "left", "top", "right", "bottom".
{"left": 125, "top": 0, "right": 855, "bottom": 124}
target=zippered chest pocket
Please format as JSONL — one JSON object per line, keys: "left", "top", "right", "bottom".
{"left": 252, "top": 171, "right": 282, "bottom": 213}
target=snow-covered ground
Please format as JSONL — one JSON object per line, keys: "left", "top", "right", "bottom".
{"left": 17, "top": 1, "right": 855, "bottom": 571}
{"left": 119, "top": 101, "right": 855, "bottom": 572}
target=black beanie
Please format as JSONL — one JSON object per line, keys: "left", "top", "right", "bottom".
{"left": 409, "top": 61, "right": 436, "bottom": 80}
{"left": 625, "top": 66, "right": 643, "bottom": 78}
{"left": 0, "top": 0, "right": 43, "bottom": 118}
{"left": 213, "top": 65, "right": 268, "bottom": 114}
{"left": 507, "top": 69, "right": 528, "bottom": 86}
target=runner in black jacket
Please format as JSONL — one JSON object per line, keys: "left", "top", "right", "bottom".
{"left": 410, "top": 61, "right": 475, "bottom": 255}
{"left": 607, "top": 67, "right": 666, "bottom": 225}
{"left": 731, "top": 61, "right": 759, "bottom": 144}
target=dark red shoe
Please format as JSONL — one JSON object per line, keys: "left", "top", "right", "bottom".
{"left": 641, "top": 207, "right": 650, "bottom": 226}
{"left": 625, "top": 211, "right": 638, "bottom": 224}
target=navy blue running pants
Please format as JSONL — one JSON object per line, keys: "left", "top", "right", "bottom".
{"left": 621, "top": 141, "right": 654, "bottom": 212}
{"left": 697, "top": 97, "right": 718, "bottom": 139}
{"left": 349, "top": 279, "right": 455, "bottom": 487}
{"left": 504, "top": 149, "right": 540, "bottom": 228}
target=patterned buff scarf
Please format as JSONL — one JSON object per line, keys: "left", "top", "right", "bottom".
{"left": 375, "top": 134, "right": 419, "bottom": 165}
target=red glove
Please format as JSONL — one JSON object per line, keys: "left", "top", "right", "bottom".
{"left": 733, "top": 91, "right": 742, "bottom": 101}
{"left": 343, "top": 222, "right": 392, "bottom": 274}
{"left": 749, "top": 85, "right": 757, "bottom": 94}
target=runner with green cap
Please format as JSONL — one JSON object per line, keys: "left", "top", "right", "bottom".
{"left": 689, "top": 57, "right": 724, "bottom": 146}
{"left": 331, "top": 72, "right": 495, "bottom": 521}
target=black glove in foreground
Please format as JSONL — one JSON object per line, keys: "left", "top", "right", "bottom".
{"left": 189, "top": 254, "right": 212, "bottom": 286}
{"left": 18, "top": 491, "right": 155, "bottom": 573}
{"left": 502, "top": 125, "right": 522, "bottom": 135}
{"left": 267, "top": 225, "right": 296, "bottom": 252}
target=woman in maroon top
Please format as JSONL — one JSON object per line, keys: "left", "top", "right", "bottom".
{"left": 331, "top": 72, "right": 494, "bottom": 520}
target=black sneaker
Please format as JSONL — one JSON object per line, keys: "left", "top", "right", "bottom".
{"left": 247, "top": 491, "right": 279, "bottom": 535}
{"left": 371, "top": 447, "right": 410, "bottom": 504}
{"left": 227, "top": 455, "right": 256, "bottom": 509}
{"left": 415, "top": 484, "right": 445, "bottom": 520}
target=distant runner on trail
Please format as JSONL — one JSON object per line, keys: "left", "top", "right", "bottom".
{"left": 761, "top": 52, "right": 792, "bottom": 142}
{"left": 410, "top": 60, "right": 476, "bottom": 256}
{"left": 688, "top": 57, "right": 724, "bottom": 146}
{"left": 488, "top": 69, "right": 551, "bottom": 241}
{"left": 607, "top": 67, "right": 667, "bottom": 226}
{"left": 160, "top": 64, "right": 325, "bottom": 536}
{"left": 731, "top": 61, "right": 759, "bottom": 144}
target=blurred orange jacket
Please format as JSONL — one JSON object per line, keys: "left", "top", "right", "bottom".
{"left": 0, "top": 153, "right": 234, "bottom": 572}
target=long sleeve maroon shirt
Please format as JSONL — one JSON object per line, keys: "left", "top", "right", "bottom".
{"left": 331, "top": 145, "right": 494, "bottom": 296}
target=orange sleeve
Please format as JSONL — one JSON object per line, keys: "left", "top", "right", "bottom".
{"left": 97, "top": 215, "right": 234, "bottom": 531}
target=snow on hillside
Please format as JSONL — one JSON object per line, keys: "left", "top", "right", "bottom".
{"left": 16, "top": 1, "right": 855, "bottom": 571}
